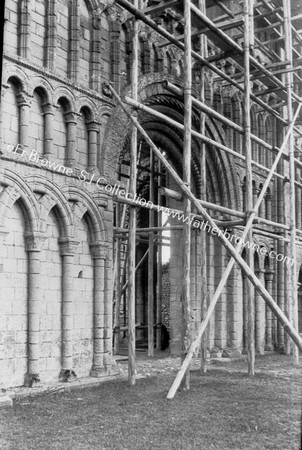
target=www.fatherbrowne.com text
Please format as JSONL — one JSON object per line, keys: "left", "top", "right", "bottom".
{"left": 5, "top": 144, "right": 293, "bottom": 267}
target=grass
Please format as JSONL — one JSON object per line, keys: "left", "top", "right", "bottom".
{"left": 0, "top": 354, "right": 301, "bottom": 450}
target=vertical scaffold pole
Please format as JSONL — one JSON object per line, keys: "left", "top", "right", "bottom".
{"left": 148, "top": 147, "right": 155, "bottom": 356}
{"left": 156, "top": 159, "right": 162, "bottom": 350}
{"left": 181, "top": 0, "right": 192, "bottom": 390}
{"left": 128, "top": 0, "right": 139, "bottom": 384}
{"left": 199, "top": 0, "right": 207, "bottom": 374}
{"left": 244, "top": 0, "right": 255, "bottom": 375}
{"left": 283, "top": 0, "right": 299, "bottom": 364}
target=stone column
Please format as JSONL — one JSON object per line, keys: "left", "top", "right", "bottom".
{"left": 226, "top": 262, "right": 243, "bottom": 355}
{"left": 104, "top": 252, "right": 113, "bottom": 371}
{"left": 214, "top": 241, "right": 227, "bottom": 351}
{"left": 259, "top": 194, "right": 266, "bottom": 218}
{"left": 242, "top": 272, "right": 248, "bottom": 353}
{"left": 59, "top": 238, "right": 79, "bottom": 381}
{"left": 24, "top": 233, "right": 44, "bottom": 387}
{"left": 277, "top": 240, "right": 285, "bottom": 349}
{"left": 65, "top": 112, "right": 77, "bottom": 167}
{"left": 255, "top": 269, "right": 266, "bottom": 354}
{"left": 266, "top": 193, "right": 273, "bottom": 220}
{"left": 265, "top": 270, "right": 274, "bottom": 350}
{"left": 17, "top": 93, "right": 31, "bottom": 150}
{"left": 87, "top": 122, "right": 99, "bottom": 171}
{"left": 90, "top": 242, "right": 108, "bottom": 377}
{"left": 253, "top": 187, "right": 258, "bottom": 208}
{"left": 43, "top": 104, "right": 54, "bottom": 158}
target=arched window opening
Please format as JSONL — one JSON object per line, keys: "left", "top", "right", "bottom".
{"left": 29, "top": 89, "right": 45, "bottom": 157}
{"left": 53, "top": 98, "right": 69, "bottom": 164}
{"left": 31, "top": 0, "right": 46, "bottom": 65}
{"left": 79, "top": 0, "right": 91, "bottom": 86}
{"left": 56, "top": 0, "right": 69, "bottom": 76}
{"left": 77, "top": 107, "right": 90, "bottom": 167}
{"left": 3, "top": 79, "right": 20, "bottom": 147}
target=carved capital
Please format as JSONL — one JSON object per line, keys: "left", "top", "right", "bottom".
{"left": 42, "top": 103, "right": 55, "bottom": 115}
{"left": 64, "top": 111, "right": 78, "bottom": 124}
{"left": 16, "top": 92, "right": 31, "bottom": 107}
{"left": 90, "top": 242, "right": 108, "bottom": 260}
{"left": 24, "top": 232, "right": 46, "bottom": 252}
{"left": 87, "top": 121, "right": 100, "bottom": 133}
{"left": 265, "top": 270, "right": 274, "bottom": 282}
{"left": 59, "top": 238, "right": 79, "bottom": 256}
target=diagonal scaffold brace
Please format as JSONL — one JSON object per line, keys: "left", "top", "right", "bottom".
{"left": 106, "top": 81, "right": 302, "bottom": 397}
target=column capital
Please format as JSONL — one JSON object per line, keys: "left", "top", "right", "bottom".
{"left": 42, "top": 103, "right": 55, "bottom": 115}
{"left": 87, "top": 121, "right": 100, "bottom": 133}
{"left": 265, "top": 270, "right": 274, "bottom": 282}
{"left": 64, "top": 111, "right": 79, "bottom": 124}
{"left": 59, "top": 238, "right": 79, "bottom": 256}
{"left": 16, "top": 92, "right": 32, "bottom": 107}
{"left": 24, "top": 232, "right": 46, "bottom": 252}
{"left": 90, "top": 242, "right": 108, "bottom": 260}
{"left": 255, "top": 268, "right": 265, "bottom": 277}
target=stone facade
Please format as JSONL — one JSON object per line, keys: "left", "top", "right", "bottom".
{"left": 1, "top": 0, "right": 302, "bottom": 388}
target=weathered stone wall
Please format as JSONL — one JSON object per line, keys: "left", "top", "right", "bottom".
{"left": 0, "top": 202, "right": 28, "bottom": 387}
{"left": 1, "top": 0, "right": 301, "bottom": 389}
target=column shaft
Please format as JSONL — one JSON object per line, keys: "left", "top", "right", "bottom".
{"left": 27, "top": 251, "right": 41, "bottom": 375}
{"left": 265, "top": 272, "right": 274, "bottom": 350}
{"left": 90, "top": 243, "right": 108, "bottom": 377}
{"left": 43, "top": 107, "right": 54, "bottom": 157}
{"left": 255, "top": 270, "right": 266, "bottom": 354}
{"left": 65, "top": 113, "right": 77, "bottom": 167}
{"left": 18, "top": 97, "right": 30, "bottom": 149}
{"left": 61, "top": 254, "right": 74, "bottom": 370}
{"left": 87, "top": 124, "right": 99, "bottom": 170}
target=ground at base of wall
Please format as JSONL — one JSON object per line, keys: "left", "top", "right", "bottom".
{"left": 0, "top": 353, "right": 300, "bottom": 450}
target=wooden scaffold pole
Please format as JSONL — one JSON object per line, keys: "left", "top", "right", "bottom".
{"left": 199, "top": 0, "right": 207, "bottom": 374}
{"left": 148, "top": 147, "right": 155, "bottom": 357}
{"left": 156, "top": 159, "right": 163, "bottom": 350}
{"left": 283, "top": 0, "right": 299, "bottom": 364}
{"left": 127, "top": 1, "right": 139, "bottom": 385}
{"left": 181, "top": 0, "right": 192, "bottom": 390}
{"left": 244, "top": 0, "right": 255, "bottom": 376}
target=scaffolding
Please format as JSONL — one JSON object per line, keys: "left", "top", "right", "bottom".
{"left": 109, "top": 0, "right": 302, "bottom": 397}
